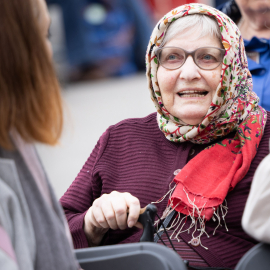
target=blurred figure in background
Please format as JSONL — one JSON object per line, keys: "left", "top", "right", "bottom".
{"left": 146, "top": 0, "right": 215, "bottom": 21}
{"left": 215, "top": 0, "right": 228, "bottom": 7}
{"left": 0, "top": 0, "right": 78, "bottom": 269}
{"left": 220, "top": 0, "right": 270, "bottom": 111}
{"left": 46, "top": 0, "right": 153, "bottom": 81}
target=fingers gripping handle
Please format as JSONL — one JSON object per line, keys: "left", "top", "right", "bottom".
{"left": 138, "top": 204, "right": 157, "bottom": 242}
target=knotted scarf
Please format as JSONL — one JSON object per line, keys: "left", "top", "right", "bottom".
{"left": 146, "top": 3, "right": 267, "bottom": 221}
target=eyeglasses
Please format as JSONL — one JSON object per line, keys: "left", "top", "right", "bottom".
{"left": 155, "top": 46, "right": 226, "bottom": 70}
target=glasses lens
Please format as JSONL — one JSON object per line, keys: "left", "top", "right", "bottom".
{"left": 195, "top": 48, "right": 224, "bottom": 69}
{"left": 157, "top": 47, "right": 185, "bottom": 69}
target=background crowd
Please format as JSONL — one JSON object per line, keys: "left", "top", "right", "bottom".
{"left": 46, "top": 0, "right": 227, "bottom": 81}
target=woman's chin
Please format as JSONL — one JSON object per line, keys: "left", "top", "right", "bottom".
{"left": 173, "top": 106, "right": 209, "bottom": 125}
{"left": 181, "top": 118, "right": 204, "bottom": 126}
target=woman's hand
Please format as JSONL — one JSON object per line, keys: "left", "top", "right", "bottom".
{"left": 84, "top": 191, "right": 141, "bottom": 246}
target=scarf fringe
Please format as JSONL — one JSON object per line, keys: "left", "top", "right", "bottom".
{"left": 151, "top": 182, "right": 176, "bottom": 224}
{"left": 153, "top": 187, "right": 229, "bottom": 249}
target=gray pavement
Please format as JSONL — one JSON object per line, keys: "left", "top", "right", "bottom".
{"left": 36, "top": 74, "right": 154, "bottom": 198}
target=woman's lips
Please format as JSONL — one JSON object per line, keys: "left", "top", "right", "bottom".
{"left": 177, "top": 90, "right": 208, "bottom": 98}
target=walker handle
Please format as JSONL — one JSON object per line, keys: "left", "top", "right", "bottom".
{"left": 138, "top": 204, "right": 157, "bottom": 242}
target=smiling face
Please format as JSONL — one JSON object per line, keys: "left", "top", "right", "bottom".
{"left": 157, "top": 32, "right": 223, "bottom": 125}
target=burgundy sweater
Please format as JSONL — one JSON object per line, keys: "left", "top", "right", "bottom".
{"left": 61, "top": 112, "right": 270, "bottom": 269}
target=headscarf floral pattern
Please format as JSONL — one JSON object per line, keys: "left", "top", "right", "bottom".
{"left": 146, "top": 3, "right": 266, "bottom": 144}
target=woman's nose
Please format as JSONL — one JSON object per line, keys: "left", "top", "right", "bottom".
{"left": 179, "top": 56, "right": 201, "bottom": 80}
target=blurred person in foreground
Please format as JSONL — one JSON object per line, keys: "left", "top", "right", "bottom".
{"left": 61, "top": 3, "right": 270, "bottom": 269}
{"left": 242, "top": 153, "right": 270, "bottom": 243}
{"left": 220, "top": 0, "right": 270, "bottom": 110}
{"left": 0, "top": 0, "right": 78, "bottom": 269}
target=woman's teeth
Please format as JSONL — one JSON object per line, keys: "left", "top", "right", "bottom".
{"left": 178, "top": 91, "right": 208, "bottom": 98}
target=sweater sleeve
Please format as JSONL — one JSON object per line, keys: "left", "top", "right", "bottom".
{"left": 242, "top": 153, "right": 270, "bottom": 243}
{"left": 60, "top": 129, "right": 110, "bottom": 248}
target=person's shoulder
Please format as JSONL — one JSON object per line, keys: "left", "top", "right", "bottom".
{"left": 0, "top": 174, "right": 35, "bottom": 270}
{"left": 0, "top": 224, "right": 18, "bottom": 270}
{"left": 0, "top": 178, "right": 18, "bottom": 203}
{"left": 0, "top": 158, "right": 29, "bottom": 210}
{"left": 0, "top": 157, "right": 21, "bottom": 195}
{"left": 0, "top": 178, "right": 21, "bottom": 233}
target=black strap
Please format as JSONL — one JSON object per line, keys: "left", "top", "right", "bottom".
{"left": 154, "top": 209, "right": 176, "bottom": 242}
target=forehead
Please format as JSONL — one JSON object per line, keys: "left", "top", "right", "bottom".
{"left": 164, "top": 32, "right": 222, "bottom": 51}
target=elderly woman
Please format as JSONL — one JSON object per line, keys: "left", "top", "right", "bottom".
{"left": 61, "top": 3, "right": 270, "bottom": 269}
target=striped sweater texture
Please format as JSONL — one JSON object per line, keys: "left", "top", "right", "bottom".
{"left": 60, "top": 111, "right": 270, "bottom": 269}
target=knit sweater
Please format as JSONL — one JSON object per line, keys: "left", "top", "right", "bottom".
{"left": 60, "top": 111, "right": 270, "bottom": 269}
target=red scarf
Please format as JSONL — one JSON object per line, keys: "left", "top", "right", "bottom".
{"left": 170, "top": 111, "right": 266, "bottom": 221}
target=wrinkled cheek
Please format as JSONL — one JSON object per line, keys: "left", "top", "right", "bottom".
{"left": 167, "top": 75, "right": 177, "bottom": 90}
{"left": 157, "top": 69, "right": 178, "bottom": 109}
{"left": 157, "top": 70, "right": 176, "bottom": 93}
{"left": 160, "top": 88, "right": 175, "bottom": 108}
{"left": 210, "top": 69, "right": 222, "bottom": 94}
{"left": 211, "top": 71, "right": 217, "bottom": 79}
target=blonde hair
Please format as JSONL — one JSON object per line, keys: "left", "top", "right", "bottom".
{"left": 0, "top": 0, "right": 63, "bottom": 149}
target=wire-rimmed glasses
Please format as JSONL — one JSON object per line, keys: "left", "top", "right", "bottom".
{"left": 155, "top": 46, "right": 226, "bottom": 70}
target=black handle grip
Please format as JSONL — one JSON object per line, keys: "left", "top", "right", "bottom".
{"left": 138, "top": 204, "right": 157, "bottom": 242}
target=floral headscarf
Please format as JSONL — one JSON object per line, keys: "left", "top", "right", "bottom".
{"left": 146, "top": 3, "right": 267, "bottom": 246}
{"left": 146, "top": 3, "right": 265, "bottom": 144}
